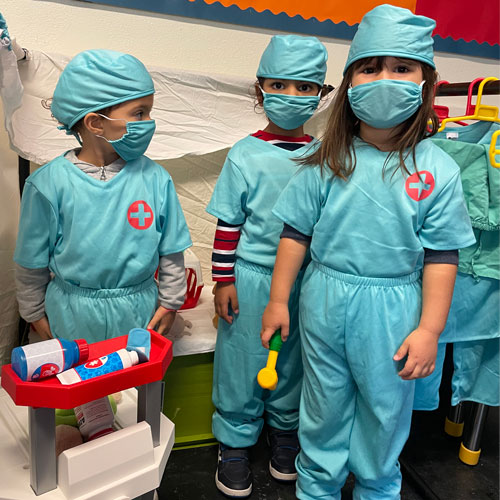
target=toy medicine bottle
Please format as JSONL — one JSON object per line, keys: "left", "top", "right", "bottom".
{"left": 57, "top": 348, "right": 140, "bottom": 385}
{"left": 11, "top": 338, "right": 89, "bottom": 382}
{"left": 74, "top": 396, "right": 115, "bottom": 441}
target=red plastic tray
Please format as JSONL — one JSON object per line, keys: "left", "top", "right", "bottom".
{"left": 1, "top": 330, "right": 172, "bottom": 409}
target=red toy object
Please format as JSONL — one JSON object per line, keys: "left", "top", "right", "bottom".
{"left": 153, "top": 248, "right": 204, "bottom": 310}
{"left": 1, "top": 330, "right": 172, "bottom": 409}
{"left": 180, "top": 267, "right": 204, "bottom": 310}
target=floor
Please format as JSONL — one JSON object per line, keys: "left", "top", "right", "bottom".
{"left": 159, "top": 349, "right": 499, "bottom": 499}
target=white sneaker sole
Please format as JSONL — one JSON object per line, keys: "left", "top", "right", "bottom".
{"left": 215, "top": 471, "right": 252, "bottom": 498}
{"left": 269, "top": 462, "right": 297, "bottom": 482}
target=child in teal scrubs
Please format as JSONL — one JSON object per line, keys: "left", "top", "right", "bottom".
{"left": 14, "top": 49, "right": 192, "bottom": 343}
{"left": 206, "top": 35, "right": 328, "bottom": 498}
{"left": 261, "top": 6, "right": 475, "bottom": 500}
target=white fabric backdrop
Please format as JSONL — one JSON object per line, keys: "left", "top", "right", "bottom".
{"left": 7, "top": 49, "right": 333, "bottom": 163}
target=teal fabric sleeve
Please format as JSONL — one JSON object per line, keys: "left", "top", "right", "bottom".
{"left": 272, "top": 166, "right": 328, "bottom": 236}
{"left": 158, "top": 176, "right": 192, "bottom": 256}
{"left": 206, "top": 158, "right": 248, "bottom": 226}
{"left": 14, "top": 181, "right": 59, "bottom": 269}
{"left": 419, "top": 171, "right": 476, "bottom": 250}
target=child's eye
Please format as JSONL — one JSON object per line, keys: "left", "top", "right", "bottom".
{"left": 395, "top": 66, "right": 410, "bottom": 73}
{"left": 135, "top": 111, "right": 144, "bottom": 118}
{"left": 361, "top": 67, "right": 375, "bottom": 74}
{"left": 298, "top": 84, "right": 313, "bottom": 92}
{"left": 271, "top": 82, "right": 285, "bottom": 90}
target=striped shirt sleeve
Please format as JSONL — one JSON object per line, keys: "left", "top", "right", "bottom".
{"left": 212, "top": 219, "right": 241, "bottom": 282}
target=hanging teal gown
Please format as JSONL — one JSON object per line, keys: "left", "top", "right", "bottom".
{"left": 414, "top": 121, "right": 500, "bottom": 410}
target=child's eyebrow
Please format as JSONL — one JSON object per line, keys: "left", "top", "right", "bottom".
{"left": 132, "top": 104, "right": 150, "bottom": 112}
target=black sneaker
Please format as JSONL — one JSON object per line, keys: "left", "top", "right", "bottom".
{"left": 268, "top": 427, "right": 300, "bottom": 482}
{"left": 215, "top": 445, "right": 252, "bottom": 498}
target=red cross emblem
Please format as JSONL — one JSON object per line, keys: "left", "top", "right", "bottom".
{"left": 127, "top": 200, "right": 154, "bottom": 230}
{"left": 85, "top": 357, "right": 105, "bottom": 369}
{"left": 405, "top": 171, "right": 435, "bottom": 201}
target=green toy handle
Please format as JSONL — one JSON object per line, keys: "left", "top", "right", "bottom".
{"left": 269, "top": 329, "right": 283, "bottom": 352}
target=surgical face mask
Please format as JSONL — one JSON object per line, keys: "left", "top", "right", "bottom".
{"left": 97, "top": 114, "right": 156, "bottom": 161}
{"left": 260, "top": 88, "right": 321, "bottom": 130}
{"left": 347, "top": 80, "right": 424, "bottom": 129}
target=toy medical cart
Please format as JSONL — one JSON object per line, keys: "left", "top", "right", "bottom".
{"left": 0, "top": 331, "right": 174, "bottom": 499}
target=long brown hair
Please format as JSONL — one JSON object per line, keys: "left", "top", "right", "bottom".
{"left": 301, "top": 57, "right": 439, "bottom": 179}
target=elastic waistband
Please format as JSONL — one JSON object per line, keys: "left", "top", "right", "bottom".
{"left": 235, "top": 258, "right": 273, "bottom": 275}
{"left": 313, "top": 262, "right": 421, "bottom": 287}
{"left": 53, "top": 275, "right": 156, "bottom": 298}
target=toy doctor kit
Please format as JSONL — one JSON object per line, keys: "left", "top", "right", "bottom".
{"left": 55, "top": 394, "right": 118, "bottom": 427}
{"left": 74, "top": 396, "right": 116, "bottom": 441}
{"left": 57, "top": 348, "right": 139, "bottom": 385}
{"left": 257, "top": 330, "right": 283, "bottom": 390}
{"left": 11, "top": 338, "right": 89, "bottom": 381}
{"left": 0, "top": 326, "right": 174, "bottom": 499}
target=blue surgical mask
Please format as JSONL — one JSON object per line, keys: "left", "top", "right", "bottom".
{"left": 260, "top": 88, "right": 320, "bottom": 130}
{"left": 347, "top": 80, "right": 424, "bottom": 129}
{"left": 97, "top": 114, "right": 156, "bottom": 161}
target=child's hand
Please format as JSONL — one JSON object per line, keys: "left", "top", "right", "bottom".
{"left": 393, "top": 327, "right": 439, "bottom": 380}
{"left": 147, "top": 306, "right": 176, "bottom": 336}
{"left": 31, "top": 316, "right": 53, "bottom": 340}
{"left": 214, "top": 282, "right": 239, "bottom": 324}
{"left": 261, "top": 301, "right": 289, "bottom": 348}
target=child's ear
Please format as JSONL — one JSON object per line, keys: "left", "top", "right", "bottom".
{"left": 83, "top": 113, "right": 104, "bottom": 134}
{"left": 255, "top": 82, "right": 264, "bottom": 107}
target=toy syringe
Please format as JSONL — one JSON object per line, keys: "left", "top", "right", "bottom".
{"left": 257, "top": 330, "right": 283, "bottom": 391}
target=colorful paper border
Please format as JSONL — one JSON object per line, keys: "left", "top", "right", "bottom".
{"left": 82, "top": 0, "right": 499, "bottom": 60}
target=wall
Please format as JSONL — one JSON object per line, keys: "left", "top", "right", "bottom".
{"left": 1, "top": 0, "right": 498, "bottom": 86}
{"left": 0, "top": 0, "right": 498, "bottom": 363}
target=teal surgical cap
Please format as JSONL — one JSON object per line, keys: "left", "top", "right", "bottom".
{"left": 257, "top": 35, "right": 328, "bottom": 86}
{"left": 51, "top": 49, "right": 155, "bottom": 130}
{"left": 344, "top": 4, "right": 436, "bottom": 74}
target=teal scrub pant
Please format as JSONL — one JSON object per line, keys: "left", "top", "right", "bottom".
{"left": 296, "top": 263, "right": 421, "bottom": 500}
{"left": 212, "top": 259, "right": 303, "bottom": 448}
{"left": 45, "top": 275, "right": 158, "bottom": 343}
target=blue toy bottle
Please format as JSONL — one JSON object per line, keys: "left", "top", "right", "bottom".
{"left": 11, "top": 338, "right": 89, "bottom": 382}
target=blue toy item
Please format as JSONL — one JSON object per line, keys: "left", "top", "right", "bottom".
{"left": 344, "top": 4, "right": 436, "bottom": 74}
{"left": 51, "top": 49, "right": 155, "bottom": 131}
{"left": 57, "top": 348, "right": 139, "bottom": 385}
{"left": 11, "top": 338, "right": 89, "bottom": 382}
{"left": 127, "top": 327, "right": 152, "bottom": 362}
{"left": 257, "top": 35, "right": 328, "bottom": 86}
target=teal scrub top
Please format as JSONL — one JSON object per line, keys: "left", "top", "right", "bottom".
{"left": 273, "top": 138, "right": 476, "bottom": 278}
{"left": 206, "top": 135, "right": 318, "bottom": 268}
{"left": 14, "top": 154, "right": 192, "bottom": 289}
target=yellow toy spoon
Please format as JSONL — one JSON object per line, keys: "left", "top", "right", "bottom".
{"left": 257, "top": 330, "right": 283, "bottom": 391}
